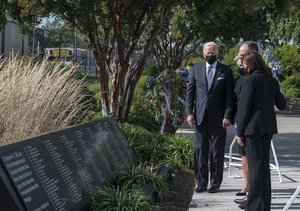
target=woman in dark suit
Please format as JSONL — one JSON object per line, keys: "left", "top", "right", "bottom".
{"left": 236, "top": 52, "right": 286, "bottom": 211}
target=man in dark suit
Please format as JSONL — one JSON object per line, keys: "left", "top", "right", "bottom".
{"left": 234, "top": 41, "right": 259, "bottom": 191}
{"left": 185, "top": 41, "right": 234, "bottom": 193}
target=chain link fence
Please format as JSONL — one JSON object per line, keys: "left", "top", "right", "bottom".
{"left": 1, "top": 21, "right": 97, "bottom": 75}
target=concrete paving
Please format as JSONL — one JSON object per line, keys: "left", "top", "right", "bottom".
{"left": 177, "top": 115, "right": 300, "bottom": 211}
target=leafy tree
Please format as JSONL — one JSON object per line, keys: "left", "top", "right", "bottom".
{"left": 282, "top": 74, "right": 300, "bottom": 98}
{"left": 41, "top": 19, "right": 73, "bottom": 49}
{"left": 33, "top": 19, "right": 90, "bottom": 57}
{"left": 3, "top": 0, "right": 299, "bottom": 122}
{"left": 153, "top": 3, "right": 202, "bottom": 70}
{"left": 267, "top": 0, "right": 300, "bottom": 44}
{"left": 192, "top": 0, "right": 270, "bottom": 45}
{"left": 273, "top": 44, "right": 300, "bottom": 78}
{"left": 8, "top": 0, "right": 175, "bottom": 122}
{"left": 223, "top": 47, "right": 239, "bottom": 78}
{"left": 0, "top": 0, "right": 8, "bottom": 30}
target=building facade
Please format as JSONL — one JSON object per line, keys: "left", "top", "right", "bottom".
{"left": 0, "top": 18, "right": 29, "bottom": 58}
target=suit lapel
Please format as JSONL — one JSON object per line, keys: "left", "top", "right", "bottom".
{"left": 209, "top": 62, "right": 222, "bottom": 91}
{"left": 200, "top": 63, "right": 208, "bottom": 90}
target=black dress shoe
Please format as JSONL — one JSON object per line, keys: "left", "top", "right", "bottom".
{"left": 207, "top": 187, "right": 219, "bottom": 193}
{"left": 238, "top": 203, "right": 246, "bottom": 209}
{"left": 195, "top": 186, "right": 207, "bottom": 193}
{"left": 234, "top": 197, "right": 247, "bottom": 204}
{"left": 235, "top": 191, "right": 247, "bottom": 196}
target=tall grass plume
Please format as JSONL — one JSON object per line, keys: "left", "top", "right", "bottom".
{"left": 0, "top": 57, "right": 93, "bottom": 144}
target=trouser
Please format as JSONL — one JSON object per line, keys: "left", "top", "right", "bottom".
{"left": 245, "top": 134, "right": 273, "bottom": 211}
{"left": 194, "top": 111, "right": 226, "bottom": 188}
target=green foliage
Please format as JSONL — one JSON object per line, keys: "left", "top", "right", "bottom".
{"left": 267, "top": 0, "right": 300, "bottom": 44}
{"left": 86, "top": 185, "right": 155, "bottom": 211}
{"left": 128, "top": 115, "right": 159, "bottom": 132}
{"left": 284, "top": 88, "right": 300, "bottom": 98}
{"left": 130, "top": 74, "right": 160, "bottom": 132}
{"left": 282, "top": 74, "right": 300, "bottom": 98}
{"left": 153, "top": 3, "right": 203, "bottom": 70}
{"left": 143, "top": 68, "right": 188, "bottom": 133}
{"left": 163, "top": 135, "right": 194, "bottom": 172}
{"left": 41, "top": 19, "right": 90, "bottom": 49}
{"left": 119, "top": 123, "right": 166, "bottom": 165}
{"left": 116, "top": 121, "right": 194, "bottom": 206}
{"left": 143, "top": 66, "right": 160, "bottom": 78}
{"left": 193, "top": 0, "right": 269, "bottom": 44}
{"left": 273, "top": 45, "right": 300, "bottom": 78}
{"left": 184, "top": 57, "right": 205, "bottom": 66}
{"left": 86, "top": 75, "right": 102, "bottom": 115}
{"left": 223, "top": 47, "right": 239, "bottom": 78}
{"left": 120, "top": 122, "right": 194, "bottom": 172}
{"left": 115, "top": 165, "right": 169, "bottom": 201}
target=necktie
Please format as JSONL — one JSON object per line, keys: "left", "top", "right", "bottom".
{"left": 207, "top": 66, "right": 213, "bottom": 89}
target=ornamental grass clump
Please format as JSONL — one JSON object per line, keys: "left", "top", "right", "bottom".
{"left": 86, "top": 185, "right": 156, "bottom": 211}
{"left": 0, "top": 57, "right": 93, "bottom": 144}
{"left": 115, "top": 165, "right": 169, "bottom": 201}
{"left": 163, "top": 135, "right": 194, "bottom": 172}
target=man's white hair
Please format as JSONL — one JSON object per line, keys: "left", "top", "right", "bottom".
{"left": 203, "top": 41, "right": 219, "bottom": 54}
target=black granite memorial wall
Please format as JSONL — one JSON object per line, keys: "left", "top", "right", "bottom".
{"left": 0, "top": 117, "right": 136, "bottom": 211}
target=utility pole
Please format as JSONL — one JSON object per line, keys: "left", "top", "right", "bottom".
{"left": 59, "top": 31, "right": 62, "bottom": 59}
{"left": 1, "top": 27, "right": 5, "bottom": 58}
{"left": 21, "top": 37, "right": 24, "bottom": 56}
{"left": 32, "top": 28, "right": 35, "bottom": 54}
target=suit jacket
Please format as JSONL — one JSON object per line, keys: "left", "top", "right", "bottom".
{"left": 233, "top": 75, "right": 246, "bottom": 122}
{"left": 185, "top": 61, "right": 234, "bottom": 129}
{"left": 236, "top": 69, "right": 286, "bottom": 137}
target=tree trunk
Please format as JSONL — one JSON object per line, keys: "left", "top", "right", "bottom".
{"left": 122, "top": 58, "right": 147, "bottom": 121}
{"left": 122, "top": 4, "right": 169, "bottom": 121}
{"left": 93, "top": 45, "right": 110, "bottom": 116}
{"left": 110, "top": 62, "right": 128, "bottom": 121}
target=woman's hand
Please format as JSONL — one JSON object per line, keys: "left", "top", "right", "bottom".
{"left": 236, "top": 136, "right": 245, "bottom": 147}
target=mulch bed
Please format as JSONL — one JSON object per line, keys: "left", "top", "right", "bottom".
{"left": 159, "top": 169, "right": 195, "bottom": 211}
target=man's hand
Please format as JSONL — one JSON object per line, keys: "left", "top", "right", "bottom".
{"left": 187, "top": 115, "right": 194, "bottom": 127}
{"left": 236, "top": 136, "right": 244, "bottom": 147}
{"left": 222, "top": 118, "right": 231, "bottom": 128}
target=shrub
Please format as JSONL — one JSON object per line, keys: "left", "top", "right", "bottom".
{"left": 223, "top": 47, "right": 239, "bottom": 78}
{"left": 143, "top": 65, "right": 161, "bottom": 78}
{"left": 182, "top": 57, "right": 205, "bottom": 66}
{"left": 120, "top": 123, "right": 166, "bottom": 165}
{"left": 120, "top": 122, "right": 194, "bottom": 171}
{"left": 129, "top": 75, "right": 160, "bottom": 132}
{"left": 282, "top": 74, "right": 300, "bottom": 97}
{"left": 284, "top": 88, "right": 300, "bottom": 98}
{"left": 273, "top": 44, "right": 300, "bottom": 78}
{"left": 128, "top": 115, "right": 159, "bottom": 132}
{"left": 163, "top": 135, "right": 194, "bottom": 171}
{"left": 86, "top": 185, "right": 156, "bottom": 211}
{"left": 115, "top": 165, "right": 169, "bottom": 201}
{"left": 85, "top": 75, "right": 103, "bottom": 118}
{"left": 0, "top": 57, "right": 93, "bottom": 143}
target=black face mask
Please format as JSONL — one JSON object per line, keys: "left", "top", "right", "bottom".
{"left": 205, "top": 55, "right": 217, "bottom": 65}
{"left": 238, "top": 67, "right": 245, "bottom": 76}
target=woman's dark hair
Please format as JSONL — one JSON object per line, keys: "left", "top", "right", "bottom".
{"left": 242, "top": 41, "right": 259, "bottom": 53}
{"left": 241, "top": 52, "right": 272, "bottom": 75}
